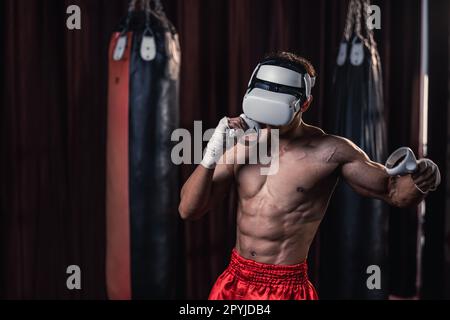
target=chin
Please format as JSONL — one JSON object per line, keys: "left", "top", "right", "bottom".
{"left": 267, "top": 117, "right": 301, "bottom": 133}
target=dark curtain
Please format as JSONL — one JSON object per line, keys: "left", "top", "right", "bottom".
{"left": 378, "top": 1, "right": 422, "bottom": 298}
{"left": 0, "top": 0, "right": 128, "bottom": 299}
{"left": 422, "top": 0, "right": 449, "bottom": 300}
{"left": 0, "top": 0, "right": 447, "bottom": 299}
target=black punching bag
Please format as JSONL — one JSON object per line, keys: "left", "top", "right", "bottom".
{"left": 106, "top": 0, "right": 181, "bottom": 299}
{"left": 320, "top": 0, "right": 388, "bottom": 299}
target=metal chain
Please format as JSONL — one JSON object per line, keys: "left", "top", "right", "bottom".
{"left": 151, "top": 0, "right": 175, "bottom": 33}
{"left": 154, "top": 0, "right": 164, "bottom": 14}
{"left": 142, "top": 0, "right": 151, "bottom": 29}
{"left": 128, "top": 0, "right": 139, "bottom": 12}
{"left": 129, "top": 0, "right": 175, "bottom": 34}
{"left": 143, "top": 0, "right": 151, "bottom": 14}
{"left": 362, "top": 0, "right": 375, "bottom": 45}
{"left": 344, "top": 0, "right": 359, "bottom": 40}
{"left": 344, "top": 0, "right": 354, "bottom": 40}
{"left": 122, "top": 0, "right": 140, "bottom": 34}
{"left": 344, "top": 0, "right": 367, "bottom": 41}
{"left": 128, "top": 0, "right": 165, "bottom": 13}
{"left": 354, "top": 0, "right": 362, "bottom": 38}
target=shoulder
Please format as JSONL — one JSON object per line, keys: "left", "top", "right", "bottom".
{"left": 321, "top": 134, "right": 359, "bottom": 150}
{"left": 303, "top": 125, "right": 353, "bottom": 150}
{"left": 317, "top": 134, "right": 367, "bottom": 164}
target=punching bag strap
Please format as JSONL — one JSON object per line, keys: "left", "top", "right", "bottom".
{"left": 141, "top": 0, "right": 157, "bottom": 62}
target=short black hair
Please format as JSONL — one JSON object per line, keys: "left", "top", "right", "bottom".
{"left": 264, "top": 51, "right": 317, "bottom": 78}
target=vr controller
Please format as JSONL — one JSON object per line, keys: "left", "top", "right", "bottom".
{"left": 385, "top": 147, "right": 418, "bottom": 176}
{"left": 227, "top": 114, "right": 261, "bottom": 139}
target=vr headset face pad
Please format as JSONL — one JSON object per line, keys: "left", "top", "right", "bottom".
{"left": 243, "top": 59, "right": 315, "bottom": 126}
{"left": 243, "top": 89, "right": 298, "bottom": 126}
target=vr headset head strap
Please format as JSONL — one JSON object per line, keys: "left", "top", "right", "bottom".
{"left": 304, "top": 73, "right": 312, "bottom": 98}
{"left": 248, "top": 63, "right": 261, "bottom": 88}
{"left": 247, "top": 60, "right": 316, "bottom": 100}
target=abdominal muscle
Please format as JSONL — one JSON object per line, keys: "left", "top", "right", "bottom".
{"left": 232, "top": 130, "right": 339, "bottom": 265}
{"left": 235, "top": 189, "right": 325, "bottom": 266}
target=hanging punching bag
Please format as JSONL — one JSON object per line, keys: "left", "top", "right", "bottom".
{"left": 320, "top": 0, "right": 388, "bottom": 299}
{"left": 106, "top": 0, "right": 181, "bottom": 300}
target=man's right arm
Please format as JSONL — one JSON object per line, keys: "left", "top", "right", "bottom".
{"left": 178, "top": 154, "right": 234, "bottom": 221}
{"left": 178, "top": 115, "right": 253, "bottom": 220}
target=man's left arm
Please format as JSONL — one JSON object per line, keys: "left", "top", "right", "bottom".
{"left": 337, "top": 138, "right": 440, "bottom": 208}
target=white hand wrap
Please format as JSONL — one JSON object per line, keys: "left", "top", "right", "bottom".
{"left": 200, "top": 115, "right": 262, "bottom": 169}
{"left": 201, "top": 117, "right": 230, "bottom": 169}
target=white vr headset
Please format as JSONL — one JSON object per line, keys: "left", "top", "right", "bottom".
{"left": 243, "top": 60, "right": 316, "bottom": 126}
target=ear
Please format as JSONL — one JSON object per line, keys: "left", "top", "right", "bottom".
{"left": 300, "top": 96, "right": 313, "bottom": 112}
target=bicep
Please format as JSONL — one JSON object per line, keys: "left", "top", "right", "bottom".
{"left": 340, "top": 146, "right": 391, "bottom": 201}
{"left": 342, "top": 158, "right": 389, "bottom": 199}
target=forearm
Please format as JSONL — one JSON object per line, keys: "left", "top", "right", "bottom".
{"left": 179, "top": 116, "right": 228, "bottom": 220}
{"left": 341, "top": 149, "right": 426, "bottom": 208}
{"left": 179, "top": 115, "right": 251, "bottom": 221}
{"left": 339, "top": 137, "right": 439, "bottom": 209}
{"left": 179, "top": 165, "right": 215, "bottom": 220}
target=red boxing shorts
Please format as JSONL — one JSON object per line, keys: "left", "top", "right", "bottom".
{"left": 209, "top": 249, "right": 318, "bottom": 300}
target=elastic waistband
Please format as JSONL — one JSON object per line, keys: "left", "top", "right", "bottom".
{"left": 228, "top": 249, "right": 309, "bottom": 286}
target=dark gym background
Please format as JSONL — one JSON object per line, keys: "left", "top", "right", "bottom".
{"left": 0, "top": 0, "right": 449, "bottom": 299}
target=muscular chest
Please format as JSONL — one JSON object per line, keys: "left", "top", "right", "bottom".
{"left": 235, "top": 144, "right": 338, "bottom": 201}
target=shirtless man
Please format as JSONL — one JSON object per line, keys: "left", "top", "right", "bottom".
{"left": 178, "top": 52, "right": 441, "bottom": 300}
